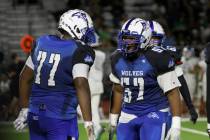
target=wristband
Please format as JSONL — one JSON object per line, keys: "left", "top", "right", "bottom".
{"left": 207, "top": 123, "right": 210, "bottom": 129}
{"left": 171, "top": 116, "right": 181, "bottom": 129}
{"left": 109, "top": 113, "right": 119, "bottom": 126}
{"left": 22, "top": 108, "right": 29, "bottom": 111}
{"left": 84, "top": 121, "right": 93, "bottom": 128}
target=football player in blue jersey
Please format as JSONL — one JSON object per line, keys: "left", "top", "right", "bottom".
{"left": 13, "top": 9, "right": 97, "bottom": 140}
{"left": 109, "top": 18, "right": 182, "bottom": 140}
{"left": 206, "top": 43, "right": 210, "bottom": 137}
{"left": 148, "top": 20, "right": 198, "bottom": 125}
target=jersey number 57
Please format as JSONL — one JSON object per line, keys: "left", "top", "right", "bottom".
{"left": 121, "top": 77, "right": 144, "bottom": 103}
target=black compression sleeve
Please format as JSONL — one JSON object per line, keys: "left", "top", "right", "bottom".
{"left": 207, "top": 63, "right": 210, "bottom": 123}
{"left": 178, "top": 75, "right": 194, "bottom": 110}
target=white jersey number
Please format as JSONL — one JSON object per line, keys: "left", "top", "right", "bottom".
{"left": 35, "top": 51, "right": 61, "bottom": 86}
{"left": 121, "top": 77, "right": 144, "bottom": 103}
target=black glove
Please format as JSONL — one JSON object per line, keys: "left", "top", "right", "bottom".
{"left": 189, "top": 108, "right": 198, "bottom": 124}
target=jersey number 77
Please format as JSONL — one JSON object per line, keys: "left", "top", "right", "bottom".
{"left": 35, "top": 51, "right": 61, "bottom": 86}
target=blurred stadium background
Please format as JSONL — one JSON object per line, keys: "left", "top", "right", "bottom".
{"left": 0, "top": 0, "right": 210, "bottom": 139}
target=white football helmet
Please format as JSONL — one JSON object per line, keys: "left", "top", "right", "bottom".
{"left": 58, "top": 9, "right": 97, "bottom": 45}
{"left": 118, "top": 18, "right": 152, "bottom": 54}
{"left": 149, "top": 20, "right": 165, "bottom": 46}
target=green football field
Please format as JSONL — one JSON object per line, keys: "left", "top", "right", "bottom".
{"left": 0, "top": 119, "right": 209, "bottom": 140}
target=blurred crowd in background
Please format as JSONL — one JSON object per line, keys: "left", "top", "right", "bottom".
{"left": 0, "top": 0, "right": 210, "bottom": 121}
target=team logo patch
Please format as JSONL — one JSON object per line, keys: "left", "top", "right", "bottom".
{"left": 84, "top": 55, "right": 93, "bottom": 63}
{"left": 166, "top": 46, "right": 176, "bottom": 52}
{"left": 72, "top": 12, "right": 88, "bottom": 24}
{"left": 168, "top": 59, "right": 175, "bottom": 68}
{"left": 142, "top": 59, "right": 146, "bottom": 63}
{"left": 147, "top": 112, "right": 159, "bottom": 119}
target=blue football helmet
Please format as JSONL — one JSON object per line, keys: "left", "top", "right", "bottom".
{"left": 58, "top": 9, "right": 97, "bottom": 46}
{"left": 149, "top": 20, "right": 165, "bottom": 47}
{"left": 118, "top": 18, "right": 152, "bottom": 55}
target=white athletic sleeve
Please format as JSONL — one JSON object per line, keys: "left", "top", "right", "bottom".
{"left": 109, "top": 73, "right": 120, "bottom": 84}
{"left": 175, "top": 65, "right": 183, "bottom": 77}
{"left": 72, "top": 63, "right": 90, "bottom": 79}
{"left": 25, "top": 56, "right": 34, "bottom": 70}
{"left": 157, "top": 70, "right": 181, "bottom": 93}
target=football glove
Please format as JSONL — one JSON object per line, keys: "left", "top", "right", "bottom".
{"left": 84, "top": 121, "right": 95, "bottom": 140}
{"left": 13, "top": 108, "right": 28, "bottom": 131}
{"left": 189, "top": 107, "right": 198, "bottom": 124}
{"left": 109, "top": 113, "right": 119, "bottom": 140}
{"left": 165, "top": 116, "right": 181, "bottom": 140}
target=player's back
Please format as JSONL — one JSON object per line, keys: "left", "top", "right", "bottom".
{"left": 29, "top": 35, "right": 91, "bottom": 120}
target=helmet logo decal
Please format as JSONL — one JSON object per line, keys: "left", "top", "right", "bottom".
{"left": 72, "top": 12, "right": 89, "bottom": 27}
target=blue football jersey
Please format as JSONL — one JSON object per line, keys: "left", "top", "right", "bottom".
{"left": 111, "top": 47, "right": 175, "bottom": 116}
{"left": 29, "top": 35, "right": 95, "bottom": 120}
{"left": 161, "top": 45, "right": 182, "bottom": 66}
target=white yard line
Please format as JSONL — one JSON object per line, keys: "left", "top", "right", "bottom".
{"left": 181, "top": 127, "right": 208, "bottom": 136}
{"left": 181, "top": 117, "right": 207, "bottom": 122}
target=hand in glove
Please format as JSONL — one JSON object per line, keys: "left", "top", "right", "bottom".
{"left": 13, "top": 108, "right": 28, "bottom": 131}
{"left": 84, "top": 121, "right": 95, "bottom": 140}
{"left": 165, "top": 116, "right": 181, "bottom": 140}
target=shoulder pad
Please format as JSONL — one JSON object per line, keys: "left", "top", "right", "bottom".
{"left": 145, "top": 48, "right": 175, "bottom": 75}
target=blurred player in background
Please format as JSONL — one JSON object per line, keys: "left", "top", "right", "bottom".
{"left": 109, "top": 18, "right": 181, "bottom": 140}
{"left": 7, "top": 53, "right": 25, "bottom": 119}
{"left": 88, "top": 39, "right": 106, "bottom": 139}
{"left": 181, "top": 47, "right": 199, "bottom": 102}
{"left": 148, "top": 20, "right": 198, "bottom": 124}
{"left": 198, "top": 49, "right": 207, "bottom": 116}
{"left": 206, "top": 43, "right": 210, "bottom": 137}
{"left": 13, "top": 9, "right": 97, "bottom": 140}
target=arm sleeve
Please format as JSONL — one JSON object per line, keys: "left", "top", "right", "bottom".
{"left": 149, "top": 50, "right": 180, "bottom": 92}
{"left": 178, "top": 75, "right": 194, "bottom": 109}
{"left": 72, "top": 45, "right": 95, "bottom": 79}
{"left": 72, "top": 64, "right": 90, "bottom": 79}
{"left": 25, "top": 56, "right": 34, "bottom": 70}
{"left": 157, "top": 70, "right": 181, "bottom": 93}
{"left": 25, "top": 40, "right": 37, "bottom": 70}
{"left": 205, "top": 43, "right": 210, "bottom": 123}
{"left": 207, "top": 59, "right": 210, "bottom": 123}
{"left": 109, "top": 73, "right": 120, "bottom": 84}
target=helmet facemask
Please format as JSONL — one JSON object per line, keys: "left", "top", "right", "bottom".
{"left": 118, "top": 31, "right": 146, "bottom": 55}
{"left": 118, "top": 18, "right": 152, "bottom": 58}
{"left": 82, "top": 27, "right": 98, "bottom": 46}
{"left": 150, "top": 34, "right": 164, "bottom": 47}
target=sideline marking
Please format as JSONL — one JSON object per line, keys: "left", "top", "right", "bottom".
{"left": 181, "top": 127, "right": 208, "bottom": 136}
